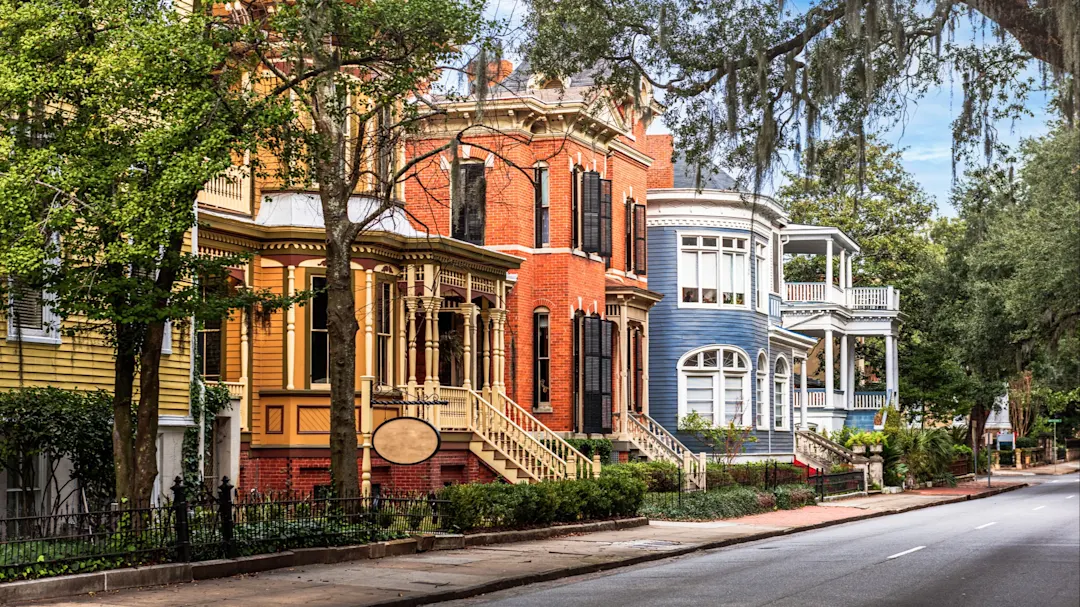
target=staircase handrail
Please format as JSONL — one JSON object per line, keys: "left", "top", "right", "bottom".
{"left": 633, "top": 413, "right": 692, "bottom": 459}
{"left": 497, "top": 392, "right": 596, "bottom": 480}
{"left": 626, "top": 414, "right": 681, "bottom": 462}
{"left": 796, "top": 430, "right": 856, "bottom": 464}
{"left": 471, "top": 390, "right": 571, "bottom": 482}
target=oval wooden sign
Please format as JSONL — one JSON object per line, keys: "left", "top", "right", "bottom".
{"left": 371, "top": 417, "right": 441, "bottom": 465}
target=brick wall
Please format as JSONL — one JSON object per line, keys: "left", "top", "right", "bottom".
{"left": 239, "top": 445, "right": 499, "bottom": 494}
{"left": 646, "top": 135, "right": 674, "bottom": 189}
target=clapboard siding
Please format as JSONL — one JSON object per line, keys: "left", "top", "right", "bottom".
{"left": 647, "top": 225, "right": 794, "bottom": 456}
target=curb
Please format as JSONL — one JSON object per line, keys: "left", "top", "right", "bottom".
{"left": 363, "top": 483, "right": 1031, "bottom": 607}
{"left": 0, "top": 518, "right": 648, "bottom": 605}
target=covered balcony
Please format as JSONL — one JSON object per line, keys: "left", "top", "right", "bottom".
{"left": 786, "top": 283, "right": 900, "bottom": 311}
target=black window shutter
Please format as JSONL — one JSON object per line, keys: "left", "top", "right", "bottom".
{"left": 581, "top": 171, "right": 600, "bottom": 253}
{"left": 582, "top": 315, "right": 602, "bottom": 433}
{"left": 454, "top": 164, "right": 486, "bottom": 246}
{"left": 599, "top": 179, "right": 612, "bottom": 258}
{"left": 634, "top": 203, "right": 647, "bottom": 275}
{"left": 600, "top": 319, "right": 613, "bottom": 433}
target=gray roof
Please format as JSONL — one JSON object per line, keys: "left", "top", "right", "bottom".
{"left": 671, "top": 157, "right": 736, "bottom": 190}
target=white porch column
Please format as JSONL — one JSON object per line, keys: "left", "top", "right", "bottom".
{"left": 360, "top": 269, "right": 375, "bottom": 496}
{"left": 839, "top": 249, "right": 847, "bottom": 290}
{"left": 824, "top": 329, "right": 835, "bottom": 408}
{"left": 885, "top": 333, "right": 898, "bottom": 405}
{"left": 642, "top": 312, "right": 651, "bottom": 416}
{"left": 800, "top": 357, "right": 809, "bottom": 429}
{"left": 839, "top": 332, "right": 849, "bottom": 410}
{"left": 846, "top": 335, "right": 857, "bottom": 405}
{"left": 825, "top": 239, "right": 834, "bottom": 288}
{"left": 461, "top": 303, "right": 474, "bottom": 390}
{"left": 481, "top": 308, "right": 491, "bottom": 398}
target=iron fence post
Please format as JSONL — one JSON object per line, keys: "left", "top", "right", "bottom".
{"left": 219, "top": 476, "right": 236, "bottom": 559}
{"left": 172, "top": 476, "right": 191, "bottom": 562}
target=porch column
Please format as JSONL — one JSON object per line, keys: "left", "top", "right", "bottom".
{"left": 396, "top": 282, "right": 407, "bottom": 390}
{"left": 406, "top": 297, "right": 418, "bottom": 393}
{"left": 846, "top": 334, "right": 857, "bottom": 406}
{"left": 839, "top": 332, "right": 849, "bottom": 410}
{"left": 618, "top": 300, "right": 629, "bottom": 435}
{"left": 460, "top": 303, "right": 475, "bottom": 390}
{"left": 642, "top": 312, "right": 651, "bottom": 416}
{"left": 492, "top": 309, "right": 506, "bottom": 396}
{"left": 800, "top": 357, "right": 809, "bottom": 429}
{"left": 824, "top": 329, "right": 835, "bottom": 408}
{"left": 360, "top": 269, "right": 375, "bottom": 497}
{"left": 839, "top": 249, "right": 847, "bottom": 290}
{"left": 481, "top": 307, "right": 491, "bottom": 399}
{"left": 239, "top": 302, "right": 249, "bottom": 432}
{"left": 285, "top": 265, "right": 296, "bottom": 390}
{"left": 825, "top": 239, "right": 834, "bottom": 289}
{"left": 885, "top": 333, "right": 898, "bottom": 405}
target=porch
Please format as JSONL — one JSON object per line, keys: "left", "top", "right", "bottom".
{"left": 785, "top": 283, "right": 900, "bottom": 311}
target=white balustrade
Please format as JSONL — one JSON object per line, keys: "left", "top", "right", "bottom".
{"left": 793, "top": 390, "right": 827, "bottom": 408}
{"left": 853, "top": 391, "right": 888, "bottom": 409}
{"left": 786, "top": 282, "right": 827, "bottom": 303}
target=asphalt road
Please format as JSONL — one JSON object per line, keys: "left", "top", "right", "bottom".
{"left": 450, "top": 476, "right": 1080, "bottom": 607}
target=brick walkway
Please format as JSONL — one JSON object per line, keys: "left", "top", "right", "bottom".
{"left": 27, "top": 484, "right": 1027, "bottom": 607}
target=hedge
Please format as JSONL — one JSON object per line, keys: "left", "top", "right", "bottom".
{"left": 601, "top": 460, "right": 681, "bottom": 492}
{"left": 640, "top": 484, "right": 816, "bottom": 521}
{"left": 437, "top": 475, "right": 646, "bottom": 532}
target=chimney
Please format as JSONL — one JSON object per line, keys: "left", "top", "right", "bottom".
{"left": 646, "top": 134, "right": 675, "bottom": 189}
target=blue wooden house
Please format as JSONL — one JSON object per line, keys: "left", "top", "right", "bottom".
{"left": 642, "top": 187, "right": 901, "bottom": 462}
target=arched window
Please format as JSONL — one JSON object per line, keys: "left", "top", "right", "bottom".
{"left": 678, "top": 346, "right": 750, "bottom": 426}
{"left": 533, "top": 308, "right": 551, "bottom": 409}
{"left": 756, "top": 352, "right": 769, "bottom": 428}
{"left": 774, "top": 357, "right": 789, "bottom": 430}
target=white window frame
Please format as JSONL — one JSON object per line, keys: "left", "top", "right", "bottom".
{"left": 677, "top": 232, "right": 751, "bottom": 310}
{"left": 774, "top": 356, "right": 790, "bottom": 430}
{"left": 6, "top": 283, "right": 61, "bottom": 346}
{"left": 755, "top": 242, "right": 768, "bottom": 313}
{"left": 677, "top": 345, "right": 752, "bottom": 427}
{"left": 756, "top": 351, "right": 769, "bottom": 429}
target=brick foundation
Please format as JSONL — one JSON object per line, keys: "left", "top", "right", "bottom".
{"left": 239, "top": 442, "right": 499, "bottom": 494}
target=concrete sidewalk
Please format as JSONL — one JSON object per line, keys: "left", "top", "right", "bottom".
{"left": 29, "top": 481, "right": 1027, "bottom": 607}
{"left": 994, "top": 461, "right": 1080, "bottom": 476}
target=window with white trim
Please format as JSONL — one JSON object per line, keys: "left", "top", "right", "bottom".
{"left": 7, "top": 280, "right": 60, "bottom": 345}
{"left": 679, "top": 235, "right": 749, "bottom": 307}
{"left": 774, "top": 357, "right": 789, "bottom": 429}
{"left": 679, "top": 346, "right": 750, "bottom": 426}
{"left": 756, "top": 352, "right": 768, "bottom": 428}
{"left": 756, "top": 242, "right": 768, "bottom": 312}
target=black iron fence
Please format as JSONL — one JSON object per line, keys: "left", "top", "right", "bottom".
{"left": 706, "top": 461, "right": 809, "bottom": 491}
{"left": 949, "top": 458, "right": 973, "bottom": 477}
{"left": 0, "top": 478, "right": 447, "bottom": 582}
{"left": 806, "top": 470, "right": 865, "bottom": 498}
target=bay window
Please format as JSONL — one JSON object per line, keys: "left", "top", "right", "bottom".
{"left": 679, "top": 235, "right": 748, "bottom": 307}
{"left": 678, "top": 346, "right": 750, "bottom": 426}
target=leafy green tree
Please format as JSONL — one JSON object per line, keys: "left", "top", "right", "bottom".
{"left": 523, "top": 0, "right": 1077, "bottom": 188}
{"left": 0, "top": 0, "right": 286, "bottom": 504}
{"left": 226, "top": 0, "right": 495, "bottom": 496}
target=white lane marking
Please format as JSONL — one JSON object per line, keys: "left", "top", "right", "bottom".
{"left": 975, "top": 522, "right": 997, "bottom": 530}
{"left": 1067, "top": 495, "right": 1075, "bottom": 499}
{"left": 887, "top": 546, "right": 926, "bottom": 560}
{"left": 1033, "top": 506, "right": 1046, "bottom": 511}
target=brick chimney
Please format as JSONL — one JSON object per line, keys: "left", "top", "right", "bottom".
{"left": 646, "top": 134, "right": 674, "bottom": 189}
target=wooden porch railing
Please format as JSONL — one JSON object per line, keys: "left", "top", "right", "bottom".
{"left": 197, "top": 165, "right": 252, "bottom": 215}
{"left": 793, "top": 389, "right": 827, "bottom": 408}
{"left": 853, "top": 391, "right": 887, "bottom": 409}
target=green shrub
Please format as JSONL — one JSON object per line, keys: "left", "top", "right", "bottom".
{"left": 437, "top": 476, "right": 646, "bottom": 532}
{"left": 704, "top": 461, "right": 805, "bottom": 489}
{"left": 565, "top": 438, "right": 614, "bottom": 462}
{"left": 602, "top": 461, "right": 680, "bottom": 492}
{"left": 773, "top": 484, "right": 816, "bottom": 509}
{"left": 640, "top": 484, "right": 816, "bottom": 521}
{"left": 1015, "top": 436, "right": 1039, "bottom": 449}
{"left": 952, "top": 444, "right": 973, "bottom": 457}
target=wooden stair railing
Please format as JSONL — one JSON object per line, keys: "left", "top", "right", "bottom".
{"left": 497, "top": 392, "right": 596, "bottom": 481}
{"left": 795, "top": 430, "right": 857, "bottom": 469}
{"left": 434, "top": 386, "right": 595, "bottom": 482}
{"left": 627, "top": 413, "right": 707, "bottom": 491}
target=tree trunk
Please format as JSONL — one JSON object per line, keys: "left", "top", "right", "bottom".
{"left": 132, "top": 319, "right": 166, "bottom": 505}
{"left": 325, "top": 224, "right": 360, "bottom": 497}
{"left": 112, "top": 324, "right": 138, "bottom": 505}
